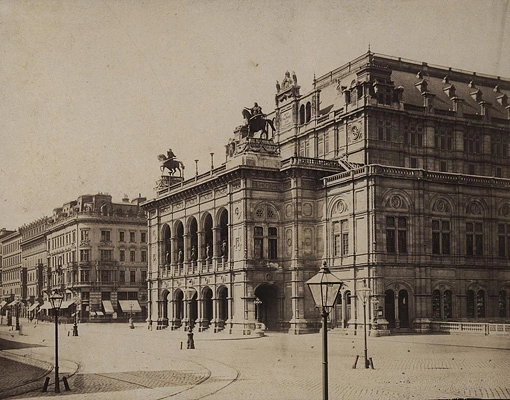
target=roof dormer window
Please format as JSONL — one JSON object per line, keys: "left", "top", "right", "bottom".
{"left": 415, "top": 79, "right": 428, "bottom": 93}
{"left": 443, "top": 84, "right": 456, "bottom": 98}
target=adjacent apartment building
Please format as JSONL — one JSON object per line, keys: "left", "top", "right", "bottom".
{"left": 0, "top": 193, "right": 149, "bottom": 322}
{"left": 143, "top": 51, "right": 510, "bottom": 335}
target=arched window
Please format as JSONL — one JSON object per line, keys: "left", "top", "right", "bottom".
{"left": 163, "top": 224, "right": 171, "bottom": 265}
{"left": 305, "top": 102, "right": 311, "bottom": 123}
{"left": 432, "top": 290, "right": 441, "bottom": 319}
{"left": 189, "top": 218, "right": 198, "bottom": 262}
{"left": 443, "top": 290, "right": 452, "bottom": 319}
{"left": 499, "top": 290, "right": 507, "bottom": 318}
{"left": 219, "top": 209, "right": 228, "bottom": 258}
{"left": 466, "top": 290, "right": 475, "bottom": 318}
{"left": 203, "top": 213, "right": 213, "bottom": 260}
{"left": 175, "top": 221, "right": 184, "bottom": 266}
{"left": 476, "top": 290, "right": 485, "bottom": 318}
{"left": 299, "top": 104, "right": 305, "bottom": 124}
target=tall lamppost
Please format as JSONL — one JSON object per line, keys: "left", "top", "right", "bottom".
{"left": 357, "top": 279, "right": 371, "bottom": 369}
{"left": 306, "top": 262, "right": 343, "bottom": 400}
{"left": 72, "top": 297, "right": 80, "bottom": 336}
{"left": 50, "top": 290, "right": 64, "bottom": 393}
{"left": 15, "top": 296, "right": 21, "bottom": 331}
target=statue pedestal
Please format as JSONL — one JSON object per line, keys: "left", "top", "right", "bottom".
{"left": 155, "top": 175, "right": 184, "bottom": 196}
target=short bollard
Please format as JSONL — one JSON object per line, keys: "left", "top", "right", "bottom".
{"left": 352, "top": 355, "right": 359, "bottom": 369}
{"left": 42, "top": 377, "right": 50, "bottom": 392}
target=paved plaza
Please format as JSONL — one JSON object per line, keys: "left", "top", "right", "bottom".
{"left": 0, "top": 320, "right": 509, "bottom": 400}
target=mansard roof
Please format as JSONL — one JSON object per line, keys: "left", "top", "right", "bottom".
{"left": 314, "top": 51, "right": 510, "bottom": 120}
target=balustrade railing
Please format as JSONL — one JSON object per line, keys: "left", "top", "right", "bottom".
{"left": 430, "top": 321, "right": 510, "bottom": 336}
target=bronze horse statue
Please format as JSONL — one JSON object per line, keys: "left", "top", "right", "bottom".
{"left": 158, "top": 154, "right": 184, "bottom": 176}
{"left": 241, "top": 109, "right": 275, "bottom": 139}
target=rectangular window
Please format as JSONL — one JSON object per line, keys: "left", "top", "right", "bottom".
{"left": 119, "top": 231, "right": 125, "bottom": 242}
{"left": 130, "top": 232, "right": 135, "bottom": 242}
{"left": 467, "top": 164, "right": 475, "bottom": 175}
{"left": 432, "top": 220, "right": 451, "bottom": 255}
{"left": 141, "top": 271, "right": 147, "bottom": 282}
{"left": 80, "top": 230, "right": 89, "bottom": 242}
{"left": 435, "top": 126, "right": 454, "bottom": 151}
{"left": 464, "top": 131, "right": 482, "bottom": 154}
{"left": 410, "top": 158, "right": 418, "bottom": 168}
{"left": 440, "top": 161, "right": 447, "bottom": 172}
{"left": 333, "top": 222, "right": 341, "bottom": 256}
{"left": 100, "top": 250, "right": 113, "bottom": 261}
{"left": 498, "top": 224, "right": 510, "bottom": 257}
{"left": 341, "top": 220, "right": 349, "bottom": 256}
{"left": 120, "top": 250, "right": 125, "bottom": 262}
{"left": 80, "top": 270, "right": 89, "bottom": 282}
{"left": 130, "top": 271, "right": 136, "bottom": 283}
{"left": 466, "top": 222, "right": 483, "bottom": 256}
{"left": 496, "top": 167, "right": 502, "bottom": 178}
{"left": 119, "top": 270, "right": 125, "bottom": 283}
{"left": 386, "top": 217, "right": 407, "bottom": 254}
{"left": 100, "top": 270, "right": 112, "bottom": 283}
{"left": 268, "top": 227, "right": 278, "bottom": 260}
{"left": 141, "top": 232, "right": 147, "bottom": 243}
{"left": 386, "top": 217, "right": 396, "bottom": 253}
{"left": 254, "top": 227, "right": 263, "bottom": 259}
{"left": 130, "top": 250, "right": 136, "bottom": 262}
{"left": 101, "top": 231, "right": 111, "bottom": 242}
{"left": 80, "top": 249, "right": 90, "bottom": 262}
{"left": 141, "top": 250, "right": 147, "bottom": 263}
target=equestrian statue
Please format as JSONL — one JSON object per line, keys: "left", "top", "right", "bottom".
{"left": 241, "top": 102, "right": 275, "bottom": 139}
{"left": 158, "top": 148, "right": 184, "bottom": 176}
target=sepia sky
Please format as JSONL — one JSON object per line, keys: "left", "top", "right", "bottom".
{"left": 1, "top": 0, "right": 509, "bottom": 229}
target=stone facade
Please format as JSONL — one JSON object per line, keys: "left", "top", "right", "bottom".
{"left": 44, "top": 193, "right": 149, "bottom": 321}
{"left": 143, "top": 52, "right": 510, "bottom": 335}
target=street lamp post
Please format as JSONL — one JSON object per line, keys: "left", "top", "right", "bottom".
{"left": 15, "top": 297, "right": 21, "bottom": 331}
{"left": 129, "top": 302, "right": 134, "bottom": 329}
{"left": 306, "top": 262, "right": 343, "bottom": 400}
{"left": 357, "top": 279, "right": 371, "bottom": 369}
{"left": 72, "top": 301, "right": 79, "bottom": 336}
{"left": 49, "top": 290, "right": 64, "bottom": 393}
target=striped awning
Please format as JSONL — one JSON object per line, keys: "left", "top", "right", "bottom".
{"left": 0, "top": 301, "right": 6, "bottom": 309}
{"left": 28, "top": 303, "right": 39, "bottom": 312}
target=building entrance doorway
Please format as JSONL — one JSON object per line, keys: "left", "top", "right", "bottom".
{"left": 202, "top": 287, "right": 213, "bottom": 327}
{"left": 398, "top": 290, "right": 409, "bottom": 328}
{"left": 254, "top": 284, "right": 278, "bottom": 330}
{"left": 385, "top": 290, "right": 396, "bottom": 329}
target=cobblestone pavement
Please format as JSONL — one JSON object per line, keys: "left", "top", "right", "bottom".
{"left": 0, "top": 321, "right": 509, "bottom": 399}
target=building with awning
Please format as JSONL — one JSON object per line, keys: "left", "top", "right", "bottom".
{"left": 0, "top": 301, "right": 7, "bottom": 310}
{"left": 118, "top": 300, "right": 142, "bottom": 313}
{"left": 27, "top": 303, "right": 39, "bottom": 312}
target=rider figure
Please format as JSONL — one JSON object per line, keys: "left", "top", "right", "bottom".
{"left": 167, "top": 148, "right": 176, "bottom": 160}
{"left": 251, "top": 102, "right": 263, "bottom": 118}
